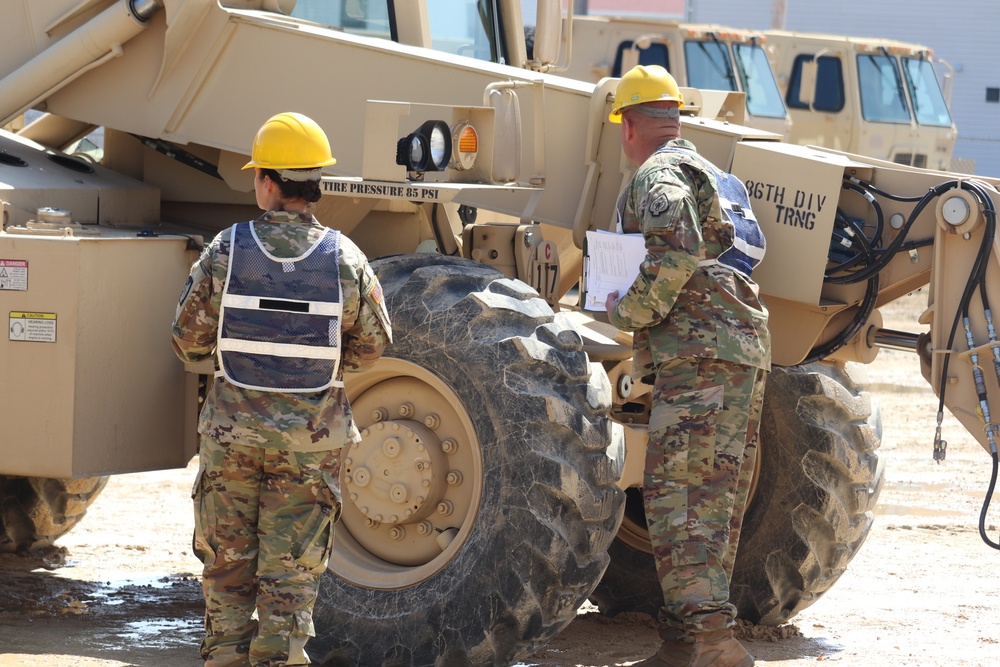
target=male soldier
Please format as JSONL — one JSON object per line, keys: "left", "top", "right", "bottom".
{"left": 172, "top": 112, "right": 392, "bottom": 666}
{"left": 604, "top": 65, "right": 771, "bottom": 667}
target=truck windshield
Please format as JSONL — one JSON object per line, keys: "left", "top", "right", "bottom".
{"left": 290, "top": 0, "right": 393, "bottom": 40}
{"left": 685, "top": 40, "right": 737, "bottom": 92}
{"left": 857, "top": 53, "right": 911, "bottom": 124}
{"left": 289, "top": 0, "right": 503, "bottom": 63}
{"left": 733, "top": 43, "right": 787, "bottom": 119}
{"left": 902, "top": 57, "right": 953, "bottom": 127}
{"left": 427, "top": 0, "right": 500, "bottom": 62}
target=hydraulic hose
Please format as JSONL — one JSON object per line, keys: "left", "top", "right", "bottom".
{"left": 980, "top": 452, "right": 1000, "bottom": 550}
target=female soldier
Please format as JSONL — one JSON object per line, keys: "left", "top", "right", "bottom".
{"left": 172, "top": 112, "right": 392, "bottom": 666}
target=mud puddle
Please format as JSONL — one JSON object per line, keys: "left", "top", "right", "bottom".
{"left": 0, "top": 549, "right": 203, "bottom": 666}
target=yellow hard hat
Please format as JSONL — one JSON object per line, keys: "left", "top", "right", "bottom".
{"left": 609, "top": 65, "right": 685, "bottom": 123}
{"left": 242, "top": 112, "right": 337, "bottom": 170}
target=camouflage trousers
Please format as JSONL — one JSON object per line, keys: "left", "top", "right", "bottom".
{"left": 643, "top": 357, "right": 766, "bottom": 638}
{"left": 192, "top": 435, "right": 342, "bottom": 666}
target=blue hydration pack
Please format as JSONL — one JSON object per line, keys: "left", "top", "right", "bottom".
{"left": 655, "top": 145, "right": 766, "bottom": 277}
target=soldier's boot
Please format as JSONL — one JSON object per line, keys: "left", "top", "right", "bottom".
{"left": 633, "top": 628, "right": 754, "bottom": 667}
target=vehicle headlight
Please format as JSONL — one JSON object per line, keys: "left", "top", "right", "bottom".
{"left": 396, "top": 120, "right": 452, "bottom": 172}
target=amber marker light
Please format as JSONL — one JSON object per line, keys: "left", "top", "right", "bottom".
{"left": 451, "top": 121, "right": 479, "bottom": 171}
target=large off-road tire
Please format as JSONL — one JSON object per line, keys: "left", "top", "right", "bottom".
{"left": 310, "top": 255, "right": 626, "bottom": 666}
{"left": 0, "top": 475, "right": 109, "bottom": 552}
{"left": 588, "top": 362, "right": 884, "bottom": 626}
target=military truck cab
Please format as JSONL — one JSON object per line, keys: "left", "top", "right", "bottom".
{"left": 764, "top": 30, "right": 956, "bottom": 170}
{"left": 560, "top": 15, "right": 791, "bottom": 138}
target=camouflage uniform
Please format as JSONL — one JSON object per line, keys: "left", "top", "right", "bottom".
{"left": 172, "top": 210, "right": 392, "bottom": 666}
{"left": 608, "top": 138, "right": 770, "bottom": 639}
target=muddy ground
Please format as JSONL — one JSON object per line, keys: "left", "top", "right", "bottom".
{"left": 2, "top": 292, "right": 999, "bottom": 666}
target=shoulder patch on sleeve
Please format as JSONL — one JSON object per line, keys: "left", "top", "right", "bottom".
{"left": 648, "top": 194, "right": 670, "bottom": 217}
{"left": 367, "top": 278, "right": 384, "bottom": 306}
{"left": 178, "top": 275, "right": 194, "bottom": 307}
{"left": 362, "top": 269, "right": 393, "bottom": 340}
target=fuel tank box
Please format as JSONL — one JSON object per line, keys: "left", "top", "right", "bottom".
{"left": 1, "top": 228, "right": 199, "bottom": 477}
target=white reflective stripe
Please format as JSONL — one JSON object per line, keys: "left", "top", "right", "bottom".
{"left": 221, "top": 293, "right": 343, "bottom": 316}
{"left": 719, "top": 196, "right": 757, "bottom": 223}
{"left": 732, "top": 234, "right": 766, "bottom": 260}
{"left": 214, "top": 370, "right": 345, "bottom": 392}
{"left": 218, "top": 337, "right": 342, "bottom": 360}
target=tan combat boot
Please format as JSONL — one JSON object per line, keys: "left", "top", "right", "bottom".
{"left": 632, "top": 628, "right": 754, "bottom": 667}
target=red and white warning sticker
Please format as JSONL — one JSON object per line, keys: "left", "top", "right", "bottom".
{"left": 0, "top": 259, "right": 28, "bottom": 291}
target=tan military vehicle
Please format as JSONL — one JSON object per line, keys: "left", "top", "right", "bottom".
{"left": 561, "top": 14, "right": 792, "bottom": 138}
{"left": 763, "top": 29, "right": 957, "bottom": 170}
{"left": 0, "top": 1, "right": 997, "bottom": 665}
{"left": 559, "top": 16, "right": 957, "bottom": 172}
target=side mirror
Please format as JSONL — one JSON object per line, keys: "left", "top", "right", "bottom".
{"left": 620, "top": 35, "right": 656, "bottom": 75}
{"left": 798, "top": 59, "right": 817, "bottom": 108}
{"left": 533, "top": 0, "right": 561, "bottom": 65}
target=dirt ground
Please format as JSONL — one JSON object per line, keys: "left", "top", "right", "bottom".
{"left": 2, "top": 291, "right": 1000, "bottom": 667}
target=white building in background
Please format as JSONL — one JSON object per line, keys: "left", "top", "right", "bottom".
{"left": 680, "top": 0, "right": 1000, "bottom": 177}
{"left": 581, "top": 0, "right": 684, "bottom": 18}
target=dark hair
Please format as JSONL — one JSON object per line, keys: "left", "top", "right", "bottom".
{"left": 260, "top": 168, "right": 322, "bottom": 203}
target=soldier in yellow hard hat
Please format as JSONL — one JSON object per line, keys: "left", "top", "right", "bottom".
{"left": 608, "top": 63, "right": 685, "bottom": 123}
{"left": 605, "top": 65, "right": 770, "bottom": 667}
{"left": 173, "top": 112, "right": 392, "bottom": 666}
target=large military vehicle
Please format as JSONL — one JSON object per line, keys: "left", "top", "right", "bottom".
{"left": 560, "top": 14, "right": 792, "bottom": 138}
{"left": 558, "top": 16, "right": 957, "bottom": 171}
{"left": 763, "top": 29, "right": 957, "bottom": 170}
{"left": 1, "top": 1, "right": 998, "bottom": 665}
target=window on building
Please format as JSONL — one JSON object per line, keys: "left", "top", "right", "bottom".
{"left": 987, "top": 88, "right": 1000, "bottom": 103}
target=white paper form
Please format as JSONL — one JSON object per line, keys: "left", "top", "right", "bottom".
{"left": 583, "top": 230, "right": 647, "bottom": 311}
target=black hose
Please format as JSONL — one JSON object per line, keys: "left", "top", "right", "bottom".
{"left": 826, "top": 182, "right": 951, "bottom": 285}
{"left": 836, "top": 177, "right": 1000, "bottom": 549}
{"left": 980, "top": 452, "right": 1000, "bottom": 550}
{"left": 802, "top": 273, "right": 879, "bottom": 365}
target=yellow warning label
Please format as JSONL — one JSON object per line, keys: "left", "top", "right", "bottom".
{"left": 9, "top": 312, "right": 56, "bottom": 319}
{"left": 9, "top": 311, "right": 57, "bottom": 342}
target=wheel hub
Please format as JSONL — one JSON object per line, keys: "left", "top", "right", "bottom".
{"left": 336, "top": 366, "right": 481, "bottom": 572}
{"left": 344, "top": 420, "right": 448, "bottom": 529}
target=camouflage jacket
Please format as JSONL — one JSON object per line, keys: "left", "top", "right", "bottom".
{"left": 609, "top": 138, "right": 771, "bottom": 376}
{"left": 171, "top": 210, "right": 392, "bottom": 452}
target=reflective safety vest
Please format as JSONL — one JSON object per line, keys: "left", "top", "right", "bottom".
{"left": 217, "top": 222, "right": 343, "bottom": 393}
{"left": 656, "top": 145, "right": 766, "bottom": 277}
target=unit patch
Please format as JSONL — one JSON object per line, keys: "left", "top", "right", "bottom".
{"left": 648, "top": 194, "right": 670, "bottom": 217}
